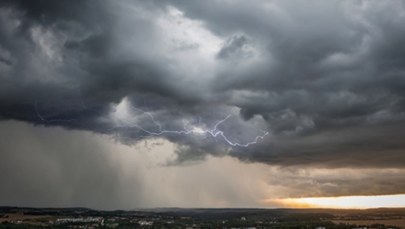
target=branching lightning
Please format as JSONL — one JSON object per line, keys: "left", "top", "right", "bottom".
{"left": 118, "top": 105, "right": 269, "bottom": 147}
{"left": 34, "top": 98, "right": 269, "bottom": 147}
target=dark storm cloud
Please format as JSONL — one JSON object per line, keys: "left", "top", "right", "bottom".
{"left": 1, "top": 0, "right": 405, "bottom": 169}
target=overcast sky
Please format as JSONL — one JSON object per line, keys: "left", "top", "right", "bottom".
{"left": 1, "top": 0, "right": 405, "bottom": 209}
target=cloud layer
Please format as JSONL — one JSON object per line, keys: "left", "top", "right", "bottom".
{"left": 1, "top": 0, "right": 405, "bottom": 170}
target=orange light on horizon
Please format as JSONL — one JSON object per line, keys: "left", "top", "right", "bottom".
{"left": 265, "top": 194, "right": 405, "bottom": 209}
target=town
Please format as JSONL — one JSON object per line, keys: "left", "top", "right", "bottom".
{"left": 1, "top": 207, "right": 404, "bottom": 228}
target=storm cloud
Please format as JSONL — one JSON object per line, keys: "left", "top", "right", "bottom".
{"left": 1, "top": 0, "right": 405, "bottom": 170}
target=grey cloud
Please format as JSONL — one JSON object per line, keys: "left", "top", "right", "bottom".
{"left": 1, "top": 0, "right": 405, "bottom": 169}
{"left": 217, "top": 34, "right": 251, "bottom": 60}
{"left": 231, "top": 121, "right": 405, "bottom": 169}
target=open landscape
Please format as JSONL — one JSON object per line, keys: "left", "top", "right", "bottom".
{"left": 1, "top": 207, "right": 405, "bottom": 228}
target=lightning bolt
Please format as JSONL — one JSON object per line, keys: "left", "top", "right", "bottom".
{"left": 34, "top": 97, "right": 269, "bottom": 147}
{"left": 116, "top": 105, "right": 269, "bottom": 147}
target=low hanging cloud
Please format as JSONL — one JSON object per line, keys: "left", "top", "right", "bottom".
{"left": 1, "top": 0, "right": 405, "bottom": 169}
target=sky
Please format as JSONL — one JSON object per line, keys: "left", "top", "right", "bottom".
{"left": 0, "top": 0, "right": 405, "bottom": 209}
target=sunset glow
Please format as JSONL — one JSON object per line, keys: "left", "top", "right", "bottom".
{"left": 269, "top": 194, "right": 405, "bottom": 209}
